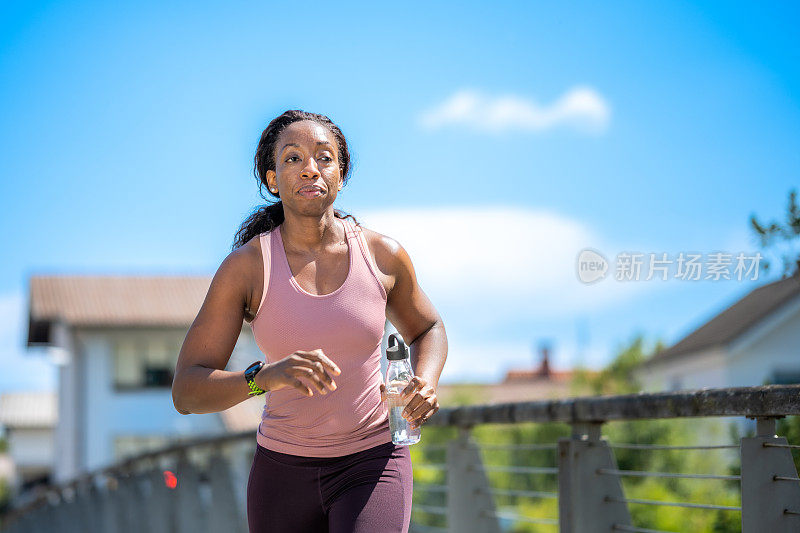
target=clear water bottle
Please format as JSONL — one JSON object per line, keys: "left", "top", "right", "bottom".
{"left": 385, "top": 333, "right": 422, "bottom": 445}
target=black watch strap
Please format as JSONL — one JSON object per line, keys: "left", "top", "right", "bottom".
{"left": 245, "top": 361, "right": 267, "bottom": 396}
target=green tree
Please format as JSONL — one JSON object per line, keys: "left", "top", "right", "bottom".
{"left": 750, "top": 188, "right": 800, "bottom": 277}
{"left": 777, "top": 416, "right": 800, "bottom": 472}
{"left": 583, "top": 334, "right": 665, "bottom": 395}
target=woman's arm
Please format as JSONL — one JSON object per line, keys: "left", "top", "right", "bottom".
{"left": 377, "top": 235, "right": 448, "bottom": 428}
{"left": 172, "top": 245, "right": 260, "bottom": 415}
{"left": 385, "top": 244, "right": 447, "bottom": 389}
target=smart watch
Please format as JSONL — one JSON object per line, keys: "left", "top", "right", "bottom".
{"left": 244, "top": 360, "right": 267, "bottom": 396}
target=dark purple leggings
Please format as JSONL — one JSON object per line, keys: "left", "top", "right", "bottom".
{"left": 247, "top": 441, "right": 413, "bottom": 532}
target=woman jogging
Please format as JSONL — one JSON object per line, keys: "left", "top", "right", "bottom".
{"left": 171, "top": 109, "right": 448, "bottom": 532}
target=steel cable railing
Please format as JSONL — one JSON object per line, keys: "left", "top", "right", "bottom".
{"left": 409, "top": 426, "right": 754, "bottom": 531}
{"left": 609, "top": 443, "right": 739, "bottom": 450}
{"left": 5, "top": 385, "right": 800, "bottom": 533}
{"left": 477, "top": 439, "right": 561, "bottom": 529}
{"left": 604, "top": 495, "right": 741, "bottom": 511}
{"left": 597, "top": 468, "right": 741, "bottom": 480}
{"left": 604, "top": 435, "right": 743, "bottom": 532}
{"left": 410, "top": 444, "right": 449, "bottom": 531}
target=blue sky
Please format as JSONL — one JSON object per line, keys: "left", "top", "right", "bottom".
{"left": 1, "top": 1, "right": 798, "bottom": 391}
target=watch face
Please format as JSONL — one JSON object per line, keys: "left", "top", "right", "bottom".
{"left": 246, "top": 361, "right": 262, "bottom": 378}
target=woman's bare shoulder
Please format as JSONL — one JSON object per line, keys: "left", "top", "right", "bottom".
{"left": 360, "top": 225, "right": 401, "bottom": 265}
{"left": 358, "top": 224, "right": 424, "bottom": 304}
{"left": 360, "top": 225, "right": 398, "bottom": 247}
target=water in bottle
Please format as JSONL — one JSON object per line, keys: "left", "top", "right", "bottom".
{"left": 385, "top": 333, "right": 422, "bottom": 445}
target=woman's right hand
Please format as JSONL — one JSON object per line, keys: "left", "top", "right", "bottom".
{"left": 255, "top": 349, "right": 341, "bottom": 397}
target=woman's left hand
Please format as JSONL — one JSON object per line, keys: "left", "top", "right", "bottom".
{"left": 382, "top": 376, "right": 439, "bottom": 429}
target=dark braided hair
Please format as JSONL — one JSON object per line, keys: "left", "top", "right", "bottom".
{"left": 232, "top": 110, "right": 358, "bottom": 250}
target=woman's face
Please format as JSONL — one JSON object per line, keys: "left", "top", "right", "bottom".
{"left": 266, "top": 120, "right": 343, "bottom": 217}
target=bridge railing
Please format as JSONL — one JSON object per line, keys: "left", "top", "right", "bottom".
{"left": 412, "top": 384, "right": 800, "bottom": 532}
{"left": 2, "top": 384, "right": 800, "bottom": 533}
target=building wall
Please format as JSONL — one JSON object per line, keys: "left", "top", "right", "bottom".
{"left": 636, "top": 297, "right": 800, "bottom": 393}
{"left": 76, "top": 327, "right": 233, "bottom": 474}
{"left": 0, "top": 453, "right": 17, "bottom": 489}
{"left": 7, "top": 428, "right": 54, "bottom": 469}
{"left": 726, "top": 302, "right": 800, "bottom": 387}
{"left": 636, "top": 347, "right": 728, "bottom": 392}
{"left": 51, "top": 321, "right": 79, "bottom": 484}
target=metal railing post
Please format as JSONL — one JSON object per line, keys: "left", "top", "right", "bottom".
{"left": 175, "top": 454, "right": 208, "bottom": 533}
{"left": 227, "top": 441, "right": 255, "bottom": 522}
{"left": 558, "top": 422, "right": 631, "bottom": 533}
{"left": 98, "top": 478, "right": 121, "bottom": 533}
{"left": 741, "top": 416, "right": 800, "bottom": 532}
{"left": 207, "top": 451, "right": 248, "bottom": 533}
{"left": 145, "top": 465, "right": 176, "bottom": 533}
{"left": 447, "top": 427, "right": 501, "bottom": 533}
{"left": 60, "top": 486, "right": 83, "bottom": 533}
{"left": 37, "top": 497, "right": 60, "bottom": 533}
{"left": 115, "top": 471, "right": 147, "bottom": 533}
{"left": 85, "top": 482, "right": 106, "bottom": 533}
{"left": 72, "top": 481, "right": 94, "bottom": 533}
{"left": 31, "top": 498, "right": 55, "bottom": 533}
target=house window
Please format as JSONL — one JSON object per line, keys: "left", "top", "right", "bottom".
{"left": 114, "top": 339, "right": 142, "bottom": 388}
{"left": 113, "top": 336, "right": 179, "bottom": 390}
{"left": 145, "top": 338, "right": 174, "bottom": 387}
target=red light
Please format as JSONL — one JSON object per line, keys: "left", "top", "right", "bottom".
{"left": 163, "top": 470, "right": 178, "bottom": 489}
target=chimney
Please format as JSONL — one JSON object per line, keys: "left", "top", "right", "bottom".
{"left": 537, "top": 342, "right": 551, "bottom": 379}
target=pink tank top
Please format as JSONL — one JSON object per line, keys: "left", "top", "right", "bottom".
{"left": 249, "top": 217, "right": 392, "bottom": 457}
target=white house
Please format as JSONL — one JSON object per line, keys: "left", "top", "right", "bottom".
{"left": 26, "top": 274, "right": 397, "bottom": 485}
{"left": 636, "top": 271, "right": 800, "bottom": 392}
{"left": 0, "top": 392, "right": 57, "bottom": 493}
{"left": 26, "top": 275, "right": 269, "bottom": 484}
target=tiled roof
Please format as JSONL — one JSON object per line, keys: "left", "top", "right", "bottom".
{"left": 503, "top": 369, "right": 574, "bottom": 382}
{"left": 0, "top": 392, "right": 57, "bottom": 428}
{"left": 28, "top": 275, "right": 213, "bottom": 328}
{"left": 649, "top": 273, "right": 800, "bottom": 363}
{"left": 436, "top": 379, "right": 580, "bottom": 405}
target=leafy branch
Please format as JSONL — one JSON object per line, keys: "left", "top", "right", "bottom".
{"left": 749, "top": 188, "right": 800, "bottom": 278}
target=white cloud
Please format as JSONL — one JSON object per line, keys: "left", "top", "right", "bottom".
{"left": 358, "top": 206, "right": 665, "bottom": 383}
{"left": 359, "top": 206, "right": 646, "bottom": 324}
{"left": 418, "top": 87, "right": 611, "bottom": 134}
